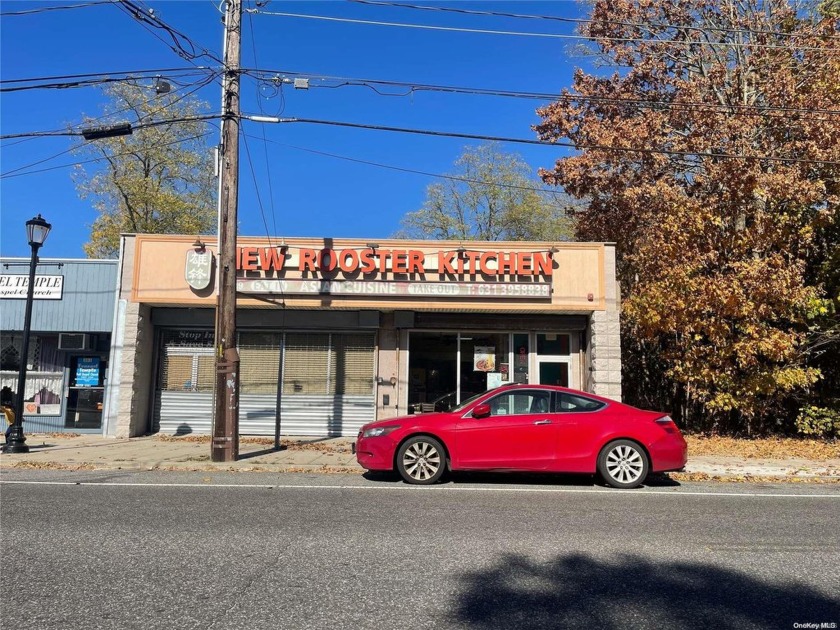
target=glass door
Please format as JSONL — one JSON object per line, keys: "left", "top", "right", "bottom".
{"left": 536, "top": 333, "right": 571, "bottom": 387}
{"left": 66, "top": 355, "right": 105, "bottom": 429}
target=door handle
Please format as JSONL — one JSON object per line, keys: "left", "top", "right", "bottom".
{"left": 534, "top": 419, "right": 552, "bottom": 425}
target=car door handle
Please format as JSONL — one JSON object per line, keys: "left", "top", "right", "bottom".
{"left": 534, "top": 419, "right": 552, "bottom": 425}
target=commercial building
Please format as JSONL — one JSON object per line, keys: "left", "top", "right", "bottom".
{"left": 105, "top": 234, "right": 621, "bottom": 439}
{"left": 0, "top": 258, "right": 118, "bottom": 434}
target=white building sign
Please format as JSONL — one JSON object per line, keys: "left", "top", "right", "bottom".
{"left": 0, "top": 275, "right": 64, "bottom": 300}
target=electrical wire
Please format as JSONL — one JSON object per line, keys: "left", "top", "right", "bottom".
{"left": 246, "top": 6, "right": 279, "bottom": 238}
{"left": 253, "top": 9, "right": 839, "bottom": 52}
{"left": 0, "top": 131, "right": 216, "bottom": 180}
{"left": 247, "top": 115, "right": 840, "bottom": 166}
{"left": 240, "top": 129, "right": 275, "bottom": 248}
{"left": 114, "top": 0, "right": 224, "bottom": 65}
{"left": 242, "top": 132, "right": 569, "bottom": 195}
{"left": 348, "top": 0, "right": 840, "bottom": 42}
{"left": 241, "top": 68, "right": 840, "bottom": 118}
{"left": 1, "top": 75, "right": 221, "bottom": 177}
{"left": 0, "top": 113, "right": 223, "bottom": 140}
{"left": 0, "top": 1, "right": 112, "bottom": 17}
{"left": 0, "top": 68, "right": 214, "bottom": 94}
{"left": 0, "top": 142, "right": 93, "bottom": 179}
{"left": 0, "top": 67, "right": 212, "bottom": 87}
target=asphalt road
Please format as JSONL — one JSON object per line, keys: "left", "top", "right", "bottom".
{"left": 1, "top": 470, "right": 838, "bottom": 630}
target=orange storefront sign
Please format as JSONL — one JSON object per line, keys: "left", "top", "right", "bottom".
{"left": 236, "top": 246, "right": 553, "bottom": 278}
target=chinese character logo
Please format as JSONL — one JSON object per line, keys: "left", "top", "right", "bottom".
{"left": 185, "top": 249, "right": 213, "bottom": 291}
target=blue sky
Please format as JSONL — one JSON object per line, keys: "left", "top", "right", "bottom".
{"left": 1, "top": 0, "right": 589, "bottom": 259}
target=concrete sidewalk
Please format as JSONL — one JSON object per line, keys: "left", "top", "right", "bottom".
{"left": 1, "top": 434, "right": 839, "bottom": 481}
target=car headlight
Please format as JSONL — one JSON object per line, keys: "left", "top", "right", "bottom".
{"left": 362, "top": 425, "right": 400, "bottom": 438}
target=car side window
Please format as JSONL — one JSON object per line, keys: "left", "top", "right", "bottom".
{"left": 554, "top": 393, "right": 606, "bottom": 413}
{"left": 487, "top": 391, "right": 551, "bottom": 416}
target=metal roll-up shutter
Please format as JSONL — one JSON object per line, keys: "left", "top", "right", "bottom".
{"left": 280, "top": 332, "right": 375, "bottom": 437}
{"left": 239, "top": 332, "right": 281, "bottom": 434}
{"left": 155, "top": 330, "right": 215, "bottom": 434}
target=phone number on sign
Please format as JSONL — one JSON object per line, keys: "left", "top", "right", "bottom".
{"left": 474, "top": 284, "right": 550, "bottom": 297}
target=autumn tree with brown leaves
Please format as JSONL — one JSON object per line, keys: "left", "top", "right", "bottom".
{"left": 536, "top": 0, "right": 839, "bottom": 434}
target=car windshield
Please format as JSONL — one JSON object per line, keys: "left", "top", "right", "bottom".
{"left": 451, "top": 390, "right": 488, "bottom": 413}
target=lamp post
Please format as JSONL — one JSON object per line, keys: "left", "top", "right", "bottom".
{"left": 4, "top": 214, "right": 51, "bottom": 454}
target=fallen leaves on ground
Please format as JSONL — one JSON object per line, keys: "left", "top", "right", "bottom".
{"left": 154, "top": 434, "right": 350, "bottom": 452}
{"left": 685, "top": 435, "right": 839, "bottom": 460}
{"left": 669, "top": 472, "right": 840, "bottom": 484}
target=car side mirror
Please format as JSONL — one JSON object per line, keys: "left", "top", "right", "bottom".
{"left": 472, "top": 403, "right": 491, "bottom": 419}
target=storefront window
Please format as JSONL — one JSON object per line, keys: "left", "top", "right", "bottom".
{"left": 283, "top": 333, "right": 331, "bottom": 395}
{"left": 329, "top": 334, "right": 376, "bottom": 395}
{"left": 158, "top": 330, "right": 215, "bottom": 392}
{"left": 407, "top": 333, "right": 458, "bottom": 413}
{"left": 408, "top": 332, "right": 511, "bottom": 414}
{"left": 458, "top": 333, "right": 510, "bottom": 397}
{"left": 0, "top": 334, "right": 63, "bottom": 416}
{"left": 282, "top": 333, "right": 375, "bottom": 396}
{"left": 239, "top": 332, "right": 281, "bottom": 395}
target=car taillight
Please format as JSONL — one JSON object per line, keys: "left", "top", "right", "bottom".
{"left": 655, "top": 415, "right": 678, "bottom": 433}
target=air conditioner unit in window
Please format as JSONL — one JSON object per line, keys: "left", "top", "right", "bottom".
{"left": 58, "top": 333, "right": 89, "bottom": 350}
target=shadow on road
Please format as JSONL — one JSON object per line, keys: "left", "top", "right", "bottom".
{"left": 451, "top": 552, "right": 837, "bottom": 629}
{"left": 362, "top": 470, "right": 681, "bottom": 488}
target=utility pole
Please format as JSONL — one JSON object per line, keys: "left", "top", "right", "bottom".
{"left": 212, "top": 0, "right": 241, "bottom": 462}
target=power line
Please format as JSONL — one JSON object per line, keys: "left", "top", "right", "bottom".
{"left": 0, "top": 1, "right": 112, "bottom": 17}
{"left": 0, "top": 70, "right": 213, "bottom": 94}
{"left": 243, "top": 133, "right": 568, "bottom": 195}
{"left": 0, "top": 67, "right": 212, "bottom": 86}
{"left": 114, "top": 0, "right": 224, "bottom": 65}
{"left": 0, "top": 131, "right": 215, "bottom": 180}
{"left": 240, "top": 129, "right": 275, "bottom": 248}
{"left": 242, "top": 68, "right": 840, "bottom": 118}
{"left": 348, "top": 0, "right": 840, "bottom": 42}
{"left": 243, "top": 114, "right": 840, "bottom": 166}
{"left": 0, "top": 142, "right": 92, "bottom": 179}
{"left": 253, "top": 9, "right": 840, "bottom": 52}
{"left": 0, "top": 114, "right": 223, "bottom": 140}
{"left": 1, "top": 77, "right": 221, "bottom": 176}
{"left": 245, "top": 7, "right": 279, "bottom": 238}
{"left": 0, "top": 68, "right": 213, "bottom": 93}
{"left": 0, "top": 71, "right": 213, "bottom": 154}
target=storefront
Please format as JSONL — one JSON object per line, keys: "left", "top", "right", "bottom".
{"left": 0, "top": 258, "right": 117, "bottom": 434}
{"left": 105, "top": 235, "right": 621, "bottom": 438}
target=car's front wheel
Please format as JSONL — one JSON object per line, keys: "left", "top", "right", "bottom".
{"left": 396, "top": 436, "right": 446, "bottom": 485}
{"left": 597, "top": 439, "right": 649, "bottom": 489}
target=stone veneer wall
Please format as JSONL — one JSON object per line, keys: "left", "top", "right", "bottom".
{"left": 109, "top": 236, "right": 156, "bottom": 437}
{"left": 587, "top": 245, "right": 622, "bottom": 401}
{"left": 113, "top": 301, "right": 154, "bottom": 437}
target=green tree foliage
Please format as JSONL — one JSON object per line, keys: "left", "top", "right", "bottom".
{"left": 73, "top": 82, "right": 216, "bottom": 258}
{"left": 535, "top": 0, "right": 839, "bottom": 434}
{"left": 395, "top": 143, "right": 576, "bottom": 242}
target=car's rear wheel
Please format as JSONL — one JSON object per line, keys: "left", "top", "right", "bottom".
{"left": 597, "top": 439, "right": 649, "bottom": 489}
{"left": 396, "top": 436, "right": 446, "bottom": 485}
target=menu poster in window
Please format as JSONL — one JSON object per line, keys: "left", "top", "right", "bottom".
{"left": 474, "top": 347, "right": 495, "bottom": 372}
{"left": 75, "top": 357, "right": 101, "bottom": 387}
{"left": 487, "top": 372, "right": 503, "bottom": 389}
{"left": 500, "top": 363, "right": 509, "bottom": 381}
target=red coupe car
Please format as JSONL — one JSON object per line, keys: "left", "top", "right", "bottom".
{"left": 355, "top": 384, "right": 687, "bottom": 489}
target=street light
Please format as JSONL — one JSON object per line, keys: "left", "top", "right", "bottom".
{"left": 3, "top": 214, "right": 51, "bottom": 454}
